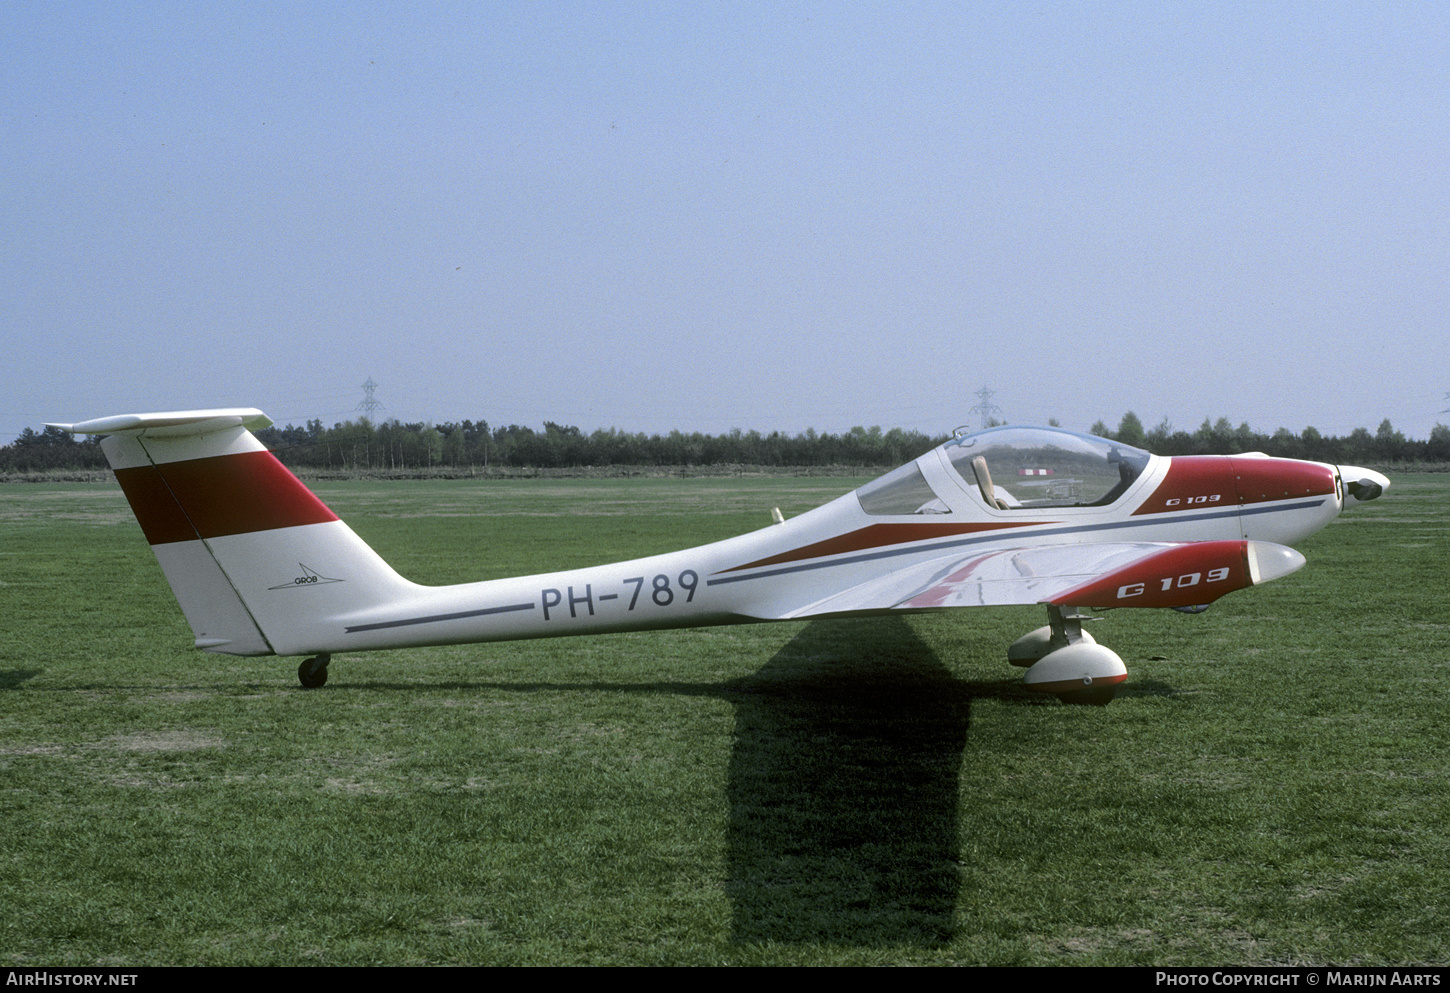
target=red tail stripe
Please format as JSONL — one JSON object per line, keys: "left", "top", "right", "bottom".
{"left": 114, "top": 451, "right": 338, "bottom": 544}
{"left": 113, "top": 465, "right": 199, "bottom": 545}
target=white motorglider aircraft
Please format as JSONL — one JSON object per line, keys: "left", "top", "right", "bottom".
{"left": 52, "top": 408, "right": 1389, "bottom": 703}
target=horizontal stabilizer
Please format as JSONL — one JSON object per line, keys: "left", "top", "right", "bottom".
{"left": 49, "top": 408, "right": 272, "bottom": 438}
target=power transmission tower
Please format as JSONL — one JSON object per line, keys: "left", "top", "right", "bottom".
{"left": 356, "top": 377, "right": 385, "bottom": 420}
{"left": 969, "top": 385, "right": 1004, "bottom": 430}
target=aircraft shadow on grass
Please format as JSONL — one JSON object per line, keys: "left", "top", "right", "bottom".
{"left": 29, "top": 623, "right": 1166, "bottom": 947}
{"left": 723, "top": 616, "right": 992, "bottom": 947}
{"left": 343, "top": 616, "right": 1021, "bottom": 947}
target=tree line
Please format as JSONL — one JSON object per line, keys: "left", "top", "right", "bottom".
{"left": 3, "top": 413, "right": 1448, "bottom": 474}
{"left": 253, "top": 419, "right": 950, "bottom": 472}
{"left": 1090, "top": 412, "right": 1450, "bottom": 465}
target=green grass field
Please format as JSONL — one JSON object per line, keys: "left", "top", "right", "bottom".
{"left": 1, "top": 474, "right": 1446, "bottom": 965}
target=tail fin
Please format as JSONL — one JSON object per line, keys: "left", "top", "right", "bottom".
{"left": 51, "top": 409, "right": 415, "bottom": 656}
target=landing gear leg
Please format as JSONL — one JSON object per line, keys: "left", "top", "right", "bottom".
{"left": 1048, "top": 604, "right": 1096, "bottom": 649}
{"left": 298, "top": 654, "right": 331, "bottom": 689}
{"left": 1008, "top": 605, "right": 1097, "bottom": 666}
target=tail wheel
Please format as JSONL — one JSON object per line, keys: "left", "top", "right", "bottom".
{"left": 298, "top": 654, "right": 330, "bottom": 689}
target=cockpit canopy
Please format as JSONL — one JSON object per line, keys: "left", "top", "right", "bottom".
{"left": 946, "top": 426, "right": 1151, "bottom": 508}
{"left": 856, "top": 426, "right": 1152, "bottom": 515}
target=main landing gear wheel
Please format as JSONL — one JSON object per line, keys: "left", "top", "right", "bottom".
{"left": 1055, "top": 682, "right": 1120, "bottom": 707}
{"left": 298, "top": 654, "right": 331, "bottom": 689}
{"left": 1017, "top": 606, "right": 1127, "bottom": 706}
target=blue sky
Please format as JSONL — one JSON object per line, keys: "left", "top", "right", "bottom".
{"left": 4, "top": 2, "right": 1447, "bottom": 442}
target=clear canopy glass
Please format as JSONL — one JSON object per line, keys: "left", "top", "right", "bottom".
{"left": 855, "top": 461, "right": 950, "bottom": 515}
{"left": 855, "top": 426, "right": 1152, "bottom": 515}
{"left": 944, "top": 426, "right": 1150, "bottom": 508}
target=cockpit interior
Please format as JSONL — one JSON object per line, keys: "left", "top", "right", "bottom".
{"left": 856, "top": 426, "right": 1152, "bottom": 515}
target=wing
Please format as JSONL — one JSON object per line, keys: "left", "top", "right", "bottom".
{"left": 779, "top": 539, "right": 1306, "bottom": 619}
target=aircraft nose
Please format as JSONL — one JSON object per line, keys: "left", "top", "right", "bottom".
{"left": 1339, "top": 465, "right": 1390, "bottom": 502}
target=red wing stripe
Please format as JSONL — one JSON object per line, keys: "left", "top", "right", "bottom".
{"left": 1048, "top": 540, "right": 1251, "bottom": 608}
{"left": 900, "top": 551, "right": 1003, "bottom": 609}
{"left": 114, "top": 451, "right": 337, "bottom": 544}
